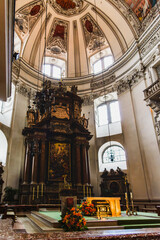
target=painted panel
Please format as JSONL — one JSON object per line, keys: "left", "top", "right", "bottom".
{"left": 48, "top": 143, "right": 71, "bottom": 181}
{"left": 125, "top": 0, "right": 159, "bottom": 20}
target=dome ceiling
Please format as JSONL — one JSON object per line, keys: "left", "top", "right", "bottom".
{"left": 14, "top": 0, "right": 156, "bottom": 78}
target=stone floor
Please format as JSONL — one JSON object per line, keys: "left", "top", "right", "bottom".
{"left": 2, "top": 219, "right": 160, "bottom": 239}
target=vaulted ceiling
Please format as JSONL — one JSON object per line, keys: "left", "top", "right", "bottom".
{"left": 14, "top": 0, "right": 141, "bottom": 77}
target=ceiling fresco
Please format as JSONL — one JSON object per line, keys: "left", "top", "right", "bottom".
{"left": 125, "top": 0, "right": 159, "bottom": 20}
{"left": 81, "top": 14, "right": 108, "bottom": 55}
{"left": 15, "top": 0, "right": 44, "bottom": 39}
{"left": 49, "top": 0, "right": 87, "bottom": 16}
{"left": 46, "top": 19, "right": 68, "bottom": 59}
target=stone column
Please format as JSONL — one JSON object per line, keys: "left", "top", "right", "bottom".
{"left": 82, "top": 144, "right": 88, "bottom": 185}
{"left": 23, "top": 140, "right": 32, "bottom": 184}
{"left": 75, "top": 143, "right": 82, "bottom": 185}
{"left": 39, "top": 140, "right": 46, "bottom": 184}
{"left": 31, "top": 141, "right": 39, "bottom": 184}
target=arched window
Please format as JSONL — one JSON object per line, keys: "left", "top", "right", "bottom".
{"left": 102, "top": 145, "right": 126, "bottom": 163}
{"left": 42, "top": 64, "right": 62, "bottom": 79}
{"left": 0, "top": 130, "right": 8, "bottom": 166}
{"left": 90, "top": 48, "right": 114, "bottom": 74}
{"left": 42, "top": 57, "right": 66, "bottom": 79}
{"left": 97, "top": 100, "right": 121, "bottom": 126}
{"left": 93, "top": 56, "right": 114, "bottom": 74}
{"left": 98, "top": 141, "right": 127, "bottom": 172}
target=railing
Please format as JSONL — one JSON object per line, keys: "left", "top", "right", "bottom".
{"left": 144, "top": 79, "right": 160, "bottom": 100}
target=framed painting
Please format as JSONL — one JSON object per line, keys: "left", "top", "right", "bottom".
{"left": 48, "top": 143, "right": 71, "bottom": 181}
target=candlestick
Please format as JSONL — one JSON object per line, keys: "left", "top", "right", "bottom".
{"left": 130, "top": 192, "right": 133, "bottom": 200}
{"left": 125, "top": 192, "right": 127, "bottom": 199}
{"left": 41, "top": 183, "right": 43, "bottom": 196}
{"left": 37, "top": 185, "right": 39, "bottom": 199}
{"left": 32, "top": 187, "right": 35, "bottom": 200}
{"left": 86, "top": 186, "right": 88, "bottom": 198}
{"left": 89, "top": 187, "right": 91, "bottom": 197}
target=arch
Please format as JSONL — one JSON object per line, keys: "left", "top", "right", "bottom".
{"left": 98, "top": 141, "right": 127, "bottom": 172}
{"left": 0, "top": 130, "right": 8, "bottom": 166}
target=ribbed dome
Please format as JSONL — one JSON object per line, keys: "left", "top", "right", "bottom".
{"left": 14, "top": 0, "right": 140, "bottom": 78}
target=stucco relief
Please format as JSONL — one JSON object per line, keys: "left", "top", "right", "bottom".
{"left": 16, "top": 82, "right": 36, "bottom": 99}
{"left": 46, "top": 19, "right": 69, "bottom": 59}
{"left": 15, "top": 0, "right": 44, "bottom": 39}
{"left": 49, "top": 0, "right": 86, "bottom": 16}
{"left": 81, "top": 14, "right": 108, "bottom": 55}
{"left": 91, "top": 75, "right": 116, "bottom": 90}
{"left": 140, "top": 27, "right": 160, "bottom": 57}
{"left": 115, "top": 69, "right": 143, "bottom": 95}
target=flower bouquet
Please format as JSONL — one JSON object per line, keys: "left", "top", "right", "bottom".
{"left": 80, "top": 201, "right": 96, "bottom": 216}
{"left": 59, "top": 207, "right": 87, "bottom": 231}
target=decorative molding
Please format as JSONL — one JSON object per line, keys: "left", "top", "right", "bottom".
{"left": 108, "top": 0, "right": 140, "bottom": 38}
{"left": 140, "top": 25, "right": 160, "bottom": 58}
{"left": 46, "top": 18, "right": 69, "bottom": 59}
{"left": 115, "top": 69, "right": 143, "bottom": 95}
{"left": 91, "top": 75, "right": 116, "bottom": 90}
{"left": 140, "top": 2, "right": 160, "bottom": 34}
{"left": 15, "top": 0, "right": 44, "bottom": 39}
{"left": 15, "top": 81, "right": 36, "bottom": 99}
{"left": 49, "top": 0, "right": 87, "bottom": 16}
{"left": 81, "top": 13, "right": 108, "bottom": 55}
{"left": 146, "top": 99, "right": 160, "bottom": 113}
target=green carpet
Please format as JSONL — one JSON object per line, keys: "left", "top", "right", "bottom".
{"left": 39, "top": 211, "right": 96, "bottom": 221}
{"left": 39, "top": 210, "right": 160, "bottom": 222}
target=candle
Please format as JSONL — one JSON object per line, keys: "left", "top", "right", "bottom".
{"left": 37, "top": 185, "right": 39, "bottom": 199}
{"left": 125, "top": 192, "right": 127, "bottom": 199}
{"left": 41, "top": 183, "right": 43, "bottom": 196}
{"left": 33, "top": 187, "right": 35, "bottom": 200}
{"left": 130, "top": 192, "right": 133, "bottom": 200}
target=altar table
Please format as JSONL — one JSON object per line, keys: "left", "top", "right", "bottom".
{"left": 86, "top": 197, "right": 121, "bottom": 217}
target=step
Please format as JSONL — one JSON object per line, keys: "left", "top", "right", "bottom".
{"left": 27, "top": 214, "right": 59, "bottom": 232}
{"left": 123, "top": 223, "right": 160, "bottom": 229}
{"left": 13, "top": 221, "right": 26, "bottom": 233}
{"left": 117, "top": 218, "right": 160, "bottom": 225}
{"left": 86, "top": 219, "right": 118, "bottom": 227}
{"left": 88, "top": 225, "right": 124, "bottom": 230}
{"left": 31, "top": 211, "right": 61, "bottom": 228}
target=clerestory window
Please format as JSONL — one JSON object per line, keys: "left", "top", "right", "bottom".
{"left": 97, "top": 101, "right": 120, "bottom": 126}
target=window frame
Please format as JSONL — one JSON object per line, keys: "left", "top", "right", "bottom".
{"left": 93, "top": 55, "right": 113, "bottom": 75}
{"left": 97, "top": 100, "right": 120, "bottom": 127}
{"left": 102, "top": 145, "right": 126, "bottom": 164}
{"left": 42, "top": 63, "right": 62, "bottom": 79}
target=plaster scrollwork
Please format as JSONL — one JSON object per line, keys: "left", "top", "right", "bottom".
{"left": 140, "top": 27, "right": 160, "bottom": 57}
{"left": 81, "top": 13, "right": 108, "bottom": 55}
{"left": 15, "top": 1, "right": 44, "bottom": 39}
{"left": 108, "top": 0, "right": 140, "bottom": 37}
{"left": 82, "top": 93, "right": 99, "bottom": 106}
{"left": 140, "top": 2, "right": 160, "bottom": 34}
{"left": 115, "top": 69, "right": 143, "bottom": 95}
{"left": 46, "top": 19, "right": 69, "bottom": 59}
{"left": 90, "top": 75, "right": 116, "bottom": 90}
{"left": 146, "top": 99, "right": 160, "bottom": 113}
{"left": 16, "top": 82, "right": 36, "bottom": 100}
{"left": 49, "top": 0, "right": 87, "bottom": 16}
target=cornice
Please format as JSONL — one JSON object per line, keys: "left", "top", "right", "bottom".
{"left": 114, "top": 69, "right": 143, "bottom": 95}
